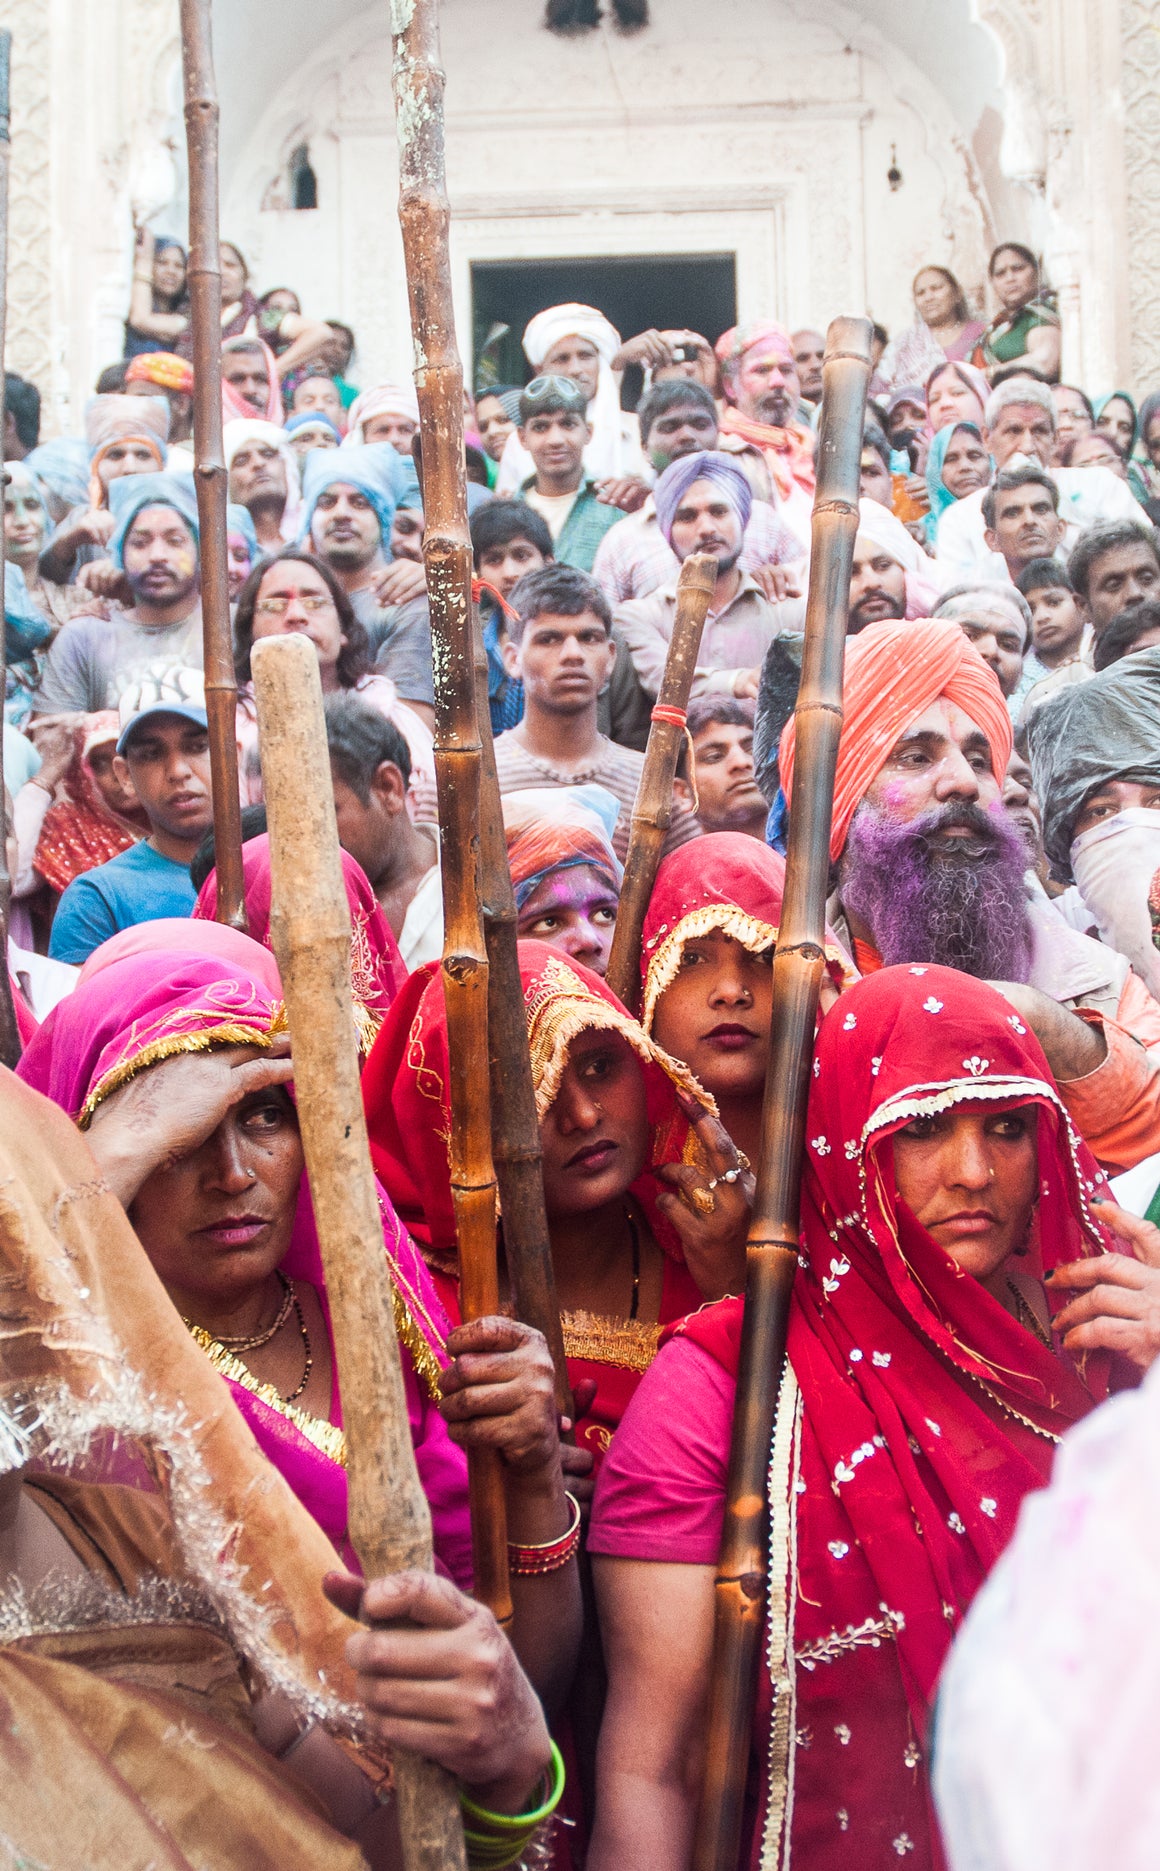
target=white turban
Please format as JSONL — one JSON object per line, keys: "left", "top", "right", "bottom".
{"left": 854, "top": 495, "right": 929, "bottom": 578}
{"left": 343, "top": 382, "right": 421, "bottom": 447}
{"left": 496, "top": 301, "right": 640, "bottom": 492}
{"left": 223, "top": 419, "right": 305, "bottom": 544}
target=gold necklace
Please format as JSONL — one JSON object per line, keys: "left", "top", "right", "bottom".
{"left": 182, "top": 1271, "right": 293, "bottom": 1352}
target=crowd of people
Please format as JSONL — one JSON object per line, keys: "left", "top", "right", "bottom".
{"left": 2, "top": 227, "right": 1160, "bottom": 1868}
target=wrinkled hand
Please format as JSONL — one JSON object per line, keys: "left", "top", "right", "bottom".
{"left": 440, "top": 1316, "right": 561, "bottom": 1479}
{"left": 85, "top": 1040, "right": 293, "bottom": 1205}
{"left": 75, "top": 559, "right": 130, "bottom": 603}
{"left": 732, "top": 667, "right": 761, "bottom": 699}
{"left": 655, "top": 1093, "right": 754, "bottom": 1301}
{"left": 594, "top": 476, "right": 651, "bottom": 513}
{"left": 324, "top": 1568, "right": 551, "bottom": 1812}
{"left": 748, "top": 562, "right": 802, "bottom": 604}
{"left": 1046, "top": 1199, "right": 1160, "bottom": 1372}
{"left": 27, "top": 716, "right": 75, "bottom": 791}
{"left": 612, "top": 329, "right": 675, "bottom": 372}
{"left": 903, "top": 473, "right": 929, "bottom": 513}
{"left": 369, "top": 558, "right": 426, "bottom": 606}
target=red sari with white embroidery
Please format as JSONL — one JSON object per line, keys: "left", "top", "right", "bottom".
{"left": 617, "top": 965, "right": 1121, "bottom": 1868}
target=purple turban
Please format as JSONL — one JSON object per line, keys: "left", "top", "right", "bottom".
{"left": 654, "top": 449, "right": 754, "bottom": 546}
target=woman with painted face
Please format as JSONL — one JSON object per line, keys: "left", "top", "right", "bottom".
{"left": 504, "top": 785, "right": 623, "bottom": 977}
{"left": 589, "top": 965, "right": 1160, "bottom": 1871}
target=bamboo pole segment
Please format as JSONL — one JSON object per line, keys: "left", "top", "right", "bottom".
{"left": 0, "top": 30, "right": 20, "bottom": 1070}
{"left": 604, "top": 551, "right": 717, "bottom": 1014}
{"left": 252, "top": 633, "right": 468, "bottom": 1871}
{"left": 178, "top": 0, "right": 246, "bottom": 933}
{"left": 693, "top": 316, "right": 872, "bottom": 1871}
{"left": 390, "top": 0, "right": 511, "bottom": 1626}
{"left": 472, "top": 623, "right": 571, "bottom": 1413}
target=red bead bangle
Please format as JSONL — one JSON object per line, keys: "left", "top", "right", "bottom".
{"left": 507, "top": 1492, "right": 582, "bottom": 1577}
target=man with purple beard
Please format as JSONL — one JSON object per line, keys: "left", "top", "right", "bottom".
{"left": 775, "top": 615, "right": 1160, "bottom": 1172}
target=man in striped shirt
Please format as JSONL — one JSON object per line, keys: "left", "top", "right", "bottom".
{"left": 492, "top": 563, "right": 700, "bottom": 862}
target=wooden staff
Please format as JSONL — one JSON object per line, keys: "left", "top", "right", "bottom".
{"left": 604, "top": 551, "right": 716, "bottom": 1013}
{"left": 472, "top": 623, "right": 571, "bottom": 1410}
{"left": 0, "top": 29, "right": 20, "bottom": 1070}
{"left": 693, "top": 316, "right": 871, "bottom": 1871}
{"left": 390, "top": 0, "right": 511, "bottom": 1624}
{"left": 252, "top": 632, "right": 468, "bottom": 1871}
{"left": 179, "top": 0, "right": 246, "bottom": 932}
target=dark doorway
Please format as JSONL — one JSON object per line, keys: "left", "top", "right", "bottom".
{"left": 471, "top": 252, "right": 737, "bottom": 394}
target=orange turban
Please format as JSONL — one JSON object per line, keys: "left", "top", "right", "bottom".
{"left": 125, "top": 351, "right": 194, "bottom": 395}
{"left": 779, "top": 616, "right": 1013, "bottom": 862}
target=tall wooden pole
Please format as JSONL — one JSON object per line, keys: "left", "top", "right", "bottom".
{"left": 252, "top": 633, "right": 468, "bottom": 1871}
{"left": 0, "top": 31, "right": 21, "bottom": 1069}
{"left": 390, "top": 0, "right": 511, "bottom": 1624}
{"left": 179, "top": 0, "right": 246, "bottom": 932}
{"left": 605, "top": 550, "right": 716, "bottom": 1014}
{"left": 473, "top": 626, "right": 571, "bottom": 1412}
{"left": 693, "top": 316, "right": 871, "bottom": 1871}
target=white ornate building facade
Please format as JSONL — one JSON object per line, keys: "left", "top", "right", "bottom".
{"left": 6, "top": 0, "right": 1159, "bottom": 430}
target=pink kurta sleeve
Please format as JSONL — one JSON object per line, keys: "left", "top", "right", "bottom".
{"left": 588, "top": 1334, "right": 733, "bottom": 1564}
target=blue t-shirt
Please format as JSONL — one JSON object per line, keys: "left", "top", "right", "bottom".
{"left": 49, "top": 841, "right": 196, "bottom": 964}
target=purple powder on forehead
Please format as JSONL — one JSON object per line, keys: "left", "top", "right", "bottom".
{"left": 841, "top": 800, "right": 1033, "bottom": 982}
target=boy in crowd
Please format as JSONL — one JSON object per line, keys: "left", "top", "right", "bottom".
{"left": 49, "top": 669, "right": 211, "bottom": 963}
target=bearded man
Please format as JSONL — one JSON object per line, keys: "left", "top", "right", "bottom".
{"left": 776, "top": 615, "right": 1160, "bottom": 1171}
{"left": 713, "top": 321, "right": 817, "bottom": 547}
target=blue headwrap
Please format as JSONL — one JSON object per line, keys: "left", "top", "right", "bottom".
{"left": 300, "top": 443, "right": 403, "bottom": 547}
{"left": 285, "top": 409, "right": 343, "bottom": 446}
{"left": 227, "top": 502, "right": 260, "bottom": 562}
{"left": 22, "top": 437, "right": 89, "bottom": 522}
{"left": 923, "top": 421, "right": 991, "bottom": 545}
{"left": 107, "top": 471, "right": 200, "bottom": 569}
{"left": 5, "top": 563, "right": 51, "bottom": 663}
{"left": 654, "top": 449, "right": 753, "bottom": 545}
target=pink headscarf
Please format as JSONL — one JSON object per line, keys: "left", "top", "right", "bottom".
{"left": 16, "top": 945, "right": 471, "bottom": 1583}
{"left": 221, "top": 336, "right": 284, "bottom": 426}
{"left": 343, "top": 382, "right": 421, "bottom": 448}
{"left": 192, "top": 833, "right": 406, "bottom": 1054}
{"left": 77, "top": 918, "right": 282, "bottom": 996}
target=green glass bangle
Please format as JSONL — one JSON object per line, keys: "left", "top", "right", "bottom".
{"left": 460, "top": 1739, "right": 566, "bottom": 1834}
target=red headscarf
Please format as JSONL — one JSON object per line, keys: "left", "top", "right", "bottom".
{"left": 778, "top": 616, "right": 1014, "bottom": 862}
{"left": 362, "top": 941, "right": 714, "bottom": 1460}
{"left": 193, "top": 834, "right": 405, "bottom": 1054}
{"left": 33, "top": 713, "right": 146, "bottom": 895}
{"left": 677, "top": 964, "right": 1116, "bottom": 1867}
{"left": 639, "top": 832, "right": 856, "bottom": 1032}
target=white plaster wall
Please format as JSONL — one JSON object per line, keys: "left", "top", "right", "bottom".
{"left": 217, "top": 0, "right": 998, "bottom": 386}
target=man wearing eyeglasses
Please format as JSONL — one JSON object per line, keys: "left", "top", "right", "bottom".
{"left": 516, "top": 376, "right": 626, "bottom": 575}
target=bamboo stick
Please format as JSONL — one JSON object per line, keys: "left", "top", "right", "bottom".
{"left": 472, "top": 620, "right": 571, "bottom": 1412}
{"left": 693, "top": 316, "right": 871, "bottom": 1871}
{"left": 605, "top": 550, "right": 716, "bottom": 1013}
{"left": 390, "top": 0, "right": 511, "bottom": 1626}
{"left": 252, "top": 632, "right": 467, "bottom": 1871}
{"left": 0, "top": 30, "right": 20, "bottom": 1070}
{"left": 178, "top": 0, "right": 246, "bottom": 932}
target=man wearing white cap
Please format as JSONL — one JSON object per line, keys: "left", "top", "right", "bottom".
{"left": 49, "top": 667, "right": 212, "bottom": 963}
{"left": 847, "top": 496, "right": 939, "bottom": 632}
{"left": 494, "top": 302, "right": 649, "bottom": 497}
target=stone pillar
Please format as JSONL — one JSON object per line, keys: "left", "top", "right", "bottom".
{"left": 5, "top": 3, "right": 53, "bottom": 398}
{"left": 1120, "top": 0, "right": 1160, "bottom": 388}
